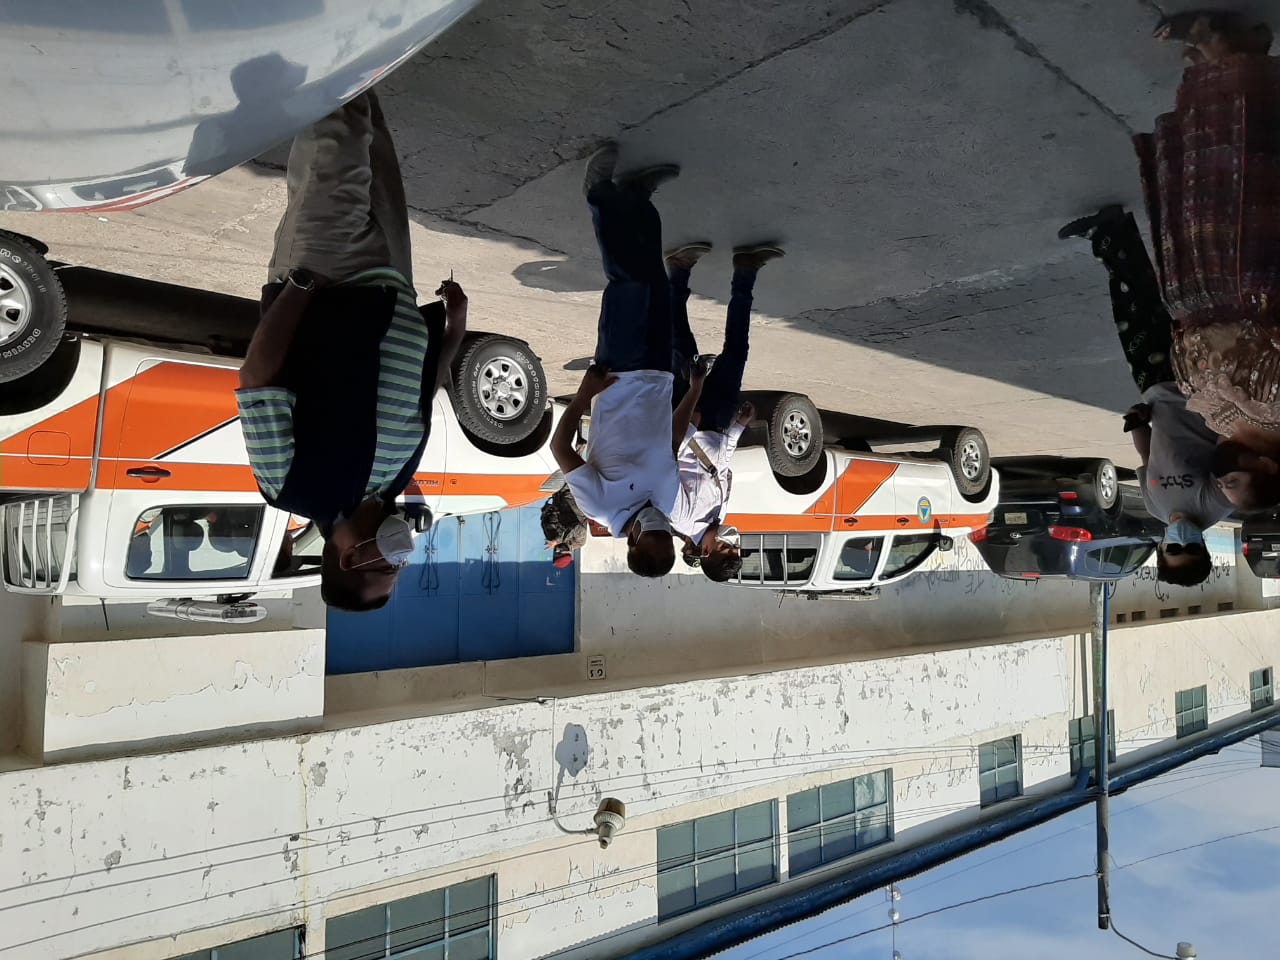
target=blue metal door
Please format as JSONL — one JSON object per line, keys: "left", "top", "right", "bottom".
{"left": 326, "top": 502, "right": 575, "bottom": 674}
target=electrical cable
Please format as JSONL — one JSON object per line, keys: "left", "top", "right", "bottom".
{"left": 1, "top": 740, "right": 1087, "bottom": 901}
{"left": 1110, "top": 920, "right": 1180, "bottom": 959}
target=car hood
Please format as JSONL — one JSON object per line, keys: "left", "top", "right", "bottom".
{"left": 0, "top": 0, "right": 479, "bottom": 211}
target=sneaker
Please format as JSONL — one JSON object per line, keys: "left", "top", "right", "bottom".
{"left": 583, "top": 142, "right": 619, "bottom": 197}
{"left": 732, "top": 243, "right": 785, "bottom": 272}
{"left": 665, "top": 241, "right": 713, "bottom": 272}
{"left": 1057, "top": 204, "right": 1125, "bottom": 241}
{"left": 615, "top": 163, "right": 681, "bottom": 196}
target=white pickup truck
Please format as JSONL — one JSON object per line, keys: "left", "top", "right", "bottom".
{"left": 0, "top": 229, "right": 562, "bottom": 619}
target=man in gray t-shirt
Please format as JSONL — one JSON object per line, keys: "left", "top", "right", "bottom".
{"left": 1061, "top": 205, "right": 1231, "bottom": 586}
{"left": 1128, "top": 384, "right": 1233, "bottom": 581}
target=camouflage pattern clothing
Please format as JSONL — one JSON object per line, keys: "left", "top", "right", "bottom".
{"left": 540, "top": 486, "right": 588, "bottom": 550}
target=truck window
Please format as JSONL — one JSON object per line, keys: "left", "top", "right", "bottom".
{"left": 126, "top": 505, "right": 263, "bottom": 582}
{"left": 833, "top": 537, "right": 885, "bottom": 581}
{"left": 273, "top": 518, "right": 323, "bottom": 578}
{"left": 880, "top": 533, "right": 939, "bottom": 580}
{"left": 734, "top": 534, "right": 820, "bottom": 585}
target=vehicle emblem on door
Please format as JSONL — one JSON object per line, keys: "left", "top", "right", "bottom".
{"left": 917, "top": 497, "right": 932, "bottom": 523}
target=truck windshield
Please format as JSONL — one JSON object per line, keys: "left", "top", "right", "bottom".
{"left": 126, "top": 505, "right": 263, "bottom": 582}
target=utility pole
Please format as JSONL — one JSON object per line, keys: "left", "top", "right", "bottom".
{"left": 1091, "top": 581, "right": 1111, "bottom": 931}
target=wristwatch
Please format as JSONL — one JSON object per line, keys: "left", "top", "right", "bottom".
{"left": 287, "top": 269, "right": 317, "bottom": 293}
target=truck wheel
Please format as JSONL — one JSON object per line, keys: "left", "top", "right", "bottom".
{"left": 450, "top": 334, "right": 548, "bottom": 445}
{"left": 767, "top": 393, "right": 823, "bottom": 477}
{"left": 0, "top": 335, "right": 80, "bottom": 415}
{"left": 1083, "top": 458, "right": 1118, "bottom": 510}
{"left": 0, "top": 232, "right": 67, "bottom": 384}
{"left": 940, "top": 426, "right": 990, "bottom": 500}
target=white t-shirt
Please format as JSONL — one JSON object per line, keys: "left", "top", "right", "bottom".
{"left": 565, "top": 371, "right": 678, "bottom": 537}
{"left": 669, "top": 422, "right": 747, "bottom": 543}
{"left": 1136, "top": 382, "right": 1233, "bottom": 527}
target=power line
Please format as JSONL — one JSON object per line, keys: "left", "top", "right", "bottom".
{"left": 728, "top": 760, "right": 1260, "bottom": 960}
{"left": 0, "top": 741, "right": 1086, "bottom": 909}
{"left": 0, "top": 781, "right": 1009, "bottom": 955}
{"left": 8, "top": 734, "right": 1268, "bottom": 955}
{"left": 1116, "top": 823, "right": 1280, "bottom": 871}
{"left": 769, "top": 874, "right": 1094, "bottom": 960}
{"left": 0, "top": 740, "right": 1076, "bottom": 899}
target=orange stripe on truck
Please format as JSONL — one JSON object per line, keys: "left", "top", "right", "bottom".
{"left": 0, "top": 394, "right": 101, "bottom": 492}
{"left": 833, "top": 460, "right": 898, "bottom": 515}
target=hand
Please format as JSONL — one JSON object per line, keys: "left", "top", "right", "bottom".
{"left": 436, "top": 279, "right": 468, "bottom": 310}
{"left": 735, "top": 401, "right": 755, "bottom": 426}
{"left": 576, "top": 365, "right": 618, "bottom": 402}
{"left": 690, "top": 356, "right": 710, "bottom": 389}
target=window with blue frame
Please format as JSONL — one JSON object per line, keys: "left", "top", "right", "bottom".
{"left": 787, "top": 769, "right": 894, "bottom": 876}
{"left": 657, "top": 801, "right": 778, "bottom": 920}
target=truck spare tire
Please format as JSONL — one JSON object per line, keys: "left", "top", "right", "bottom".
{"left": 0, "top": 231, "right": 67, "bottom": 384}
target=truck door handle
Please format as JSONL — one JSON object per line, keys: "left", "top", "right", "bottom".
{"left": 842, "top": 517, "right": 858, "bottom": 526}
{"left": 897, "top": 517, "right": 910, "bottom": 526}
{"left": 126, "top": 466, "right": 171, "bottom": 482}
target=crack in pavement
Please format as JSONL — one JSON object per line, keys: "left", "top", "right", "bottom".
{"left": 953, "top": 0, "right": 1135, "bottom": 135}
{"left": 435, "top": 0, "right": 902, "bottom": 220}
{"left": 613, "top": 0, "right": 902, "bottom": 135}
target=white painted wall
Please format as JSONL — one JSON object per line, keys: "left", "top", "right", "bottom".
{"left": 22, "top": 629, "right": 324, "bottom": 762}
{"left": 3, "top": 613, "right": 1277, "bottom": 960}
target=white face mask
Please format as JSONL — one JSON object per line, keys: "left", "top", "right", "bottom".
{"left": 714, "top": 525, "right": 741, "bottom": 548}
{"left": 634, "top": 505, "right": 672, "bottom": 536}
{"left": 350, "top": 514, "right": 415, "bottom": 569}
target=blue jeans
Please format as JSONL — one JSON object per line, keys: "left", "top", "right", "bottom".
{"left": 670, "top": 266, "right": 756, "bottom": 433}
{"left": 588, "top": 182, "right": 672, "bottom": 373}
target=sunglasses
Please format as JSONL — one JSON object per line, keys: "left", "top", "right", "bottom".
{"left": 1164, "top": 542, "right": 1206, "bottom": 557}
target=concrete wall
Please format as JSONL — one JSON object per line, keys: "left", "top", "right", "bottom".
{"left": 21, "top": 629, "right": 325, "bottom": 763}
{"left": 575, "top": 526, "right": 1244, "bottom": 676}
{"left": 0, "top": 593, "right": 58, "bottom": 756}
{"left": 4, "top": 613, "right": 1278, "bottom": 960}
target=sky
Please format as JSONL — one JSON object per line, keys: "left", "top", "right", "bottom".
{"left": 722, "top": 742, "right": 1279, "bottom": 960}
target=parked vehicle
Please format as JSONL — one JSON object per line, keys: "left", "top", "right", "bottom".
{"left": 1241, "top": 512, "right": 1280, "bottom": 579}
{"left": 587, "top": 390, "right": 1001, "bottom": 597}
{"left": 0, "top": 230, "right": 561, "bottom": 614}
{"left": 971, "top": 456, "right": 1163, "bottom": 581}
{"left": 0, "top": 0, "right": 481, "bottom": 212}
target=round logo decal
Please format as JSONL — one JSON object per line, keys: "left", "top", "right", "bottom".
{"left": 917, "top": 496, "right": 932, "bottom": 523}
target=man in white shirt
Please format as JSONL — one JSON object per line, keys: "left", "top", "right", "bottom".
{"left": 665, "top": 240, "right": 785, "bottom": 581}
{"left": 550, "top": 143, "right": 687, "bottom": 578}
{"left": 1061, "top": 205, "right": 1233, "bottom": 586}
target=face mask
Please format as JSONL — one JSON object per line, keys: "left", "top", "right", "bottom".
{"left": 350, "top": 514, "right": 415, "bottom": 569}
{"left": 634, "top": 505, "right": 672, "bottom": 536}
{"left": 1164, "top": 518, "right": 1204, "bottom": 550}
{"left": 714, "top": 525, "right": 741, "bottom": 548}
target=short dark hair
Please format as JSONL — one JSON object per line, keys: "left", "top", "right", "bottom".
{"left": 1156, "top": 547, "right": 1213, "bottom": 588}
{"left": 321, "top": 540, "right": 393, "bottom": 613}
{"left": 627, "top": 531, "right": 675, "bottom": 578}
{"left": 700, "top": 549, "right": 742, "bottom": 583}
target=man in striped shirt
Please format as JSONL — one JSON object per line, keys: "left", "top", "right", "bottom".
{"left": 235, "top": 90, "right": 466, "bottom": 612}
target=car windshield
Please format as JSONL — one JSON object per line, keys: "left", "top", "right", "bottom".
{"left": 833, "top": 537, "right": 884, "bottom": 581}
{"left": 1083, "top": 542, "right": 1153, "bottom": 578}
{"left": 126, "top": 505, "right": 263, "bottom": 581}
{"left": 881, "top": 532, "right": 939, "bottom": 580}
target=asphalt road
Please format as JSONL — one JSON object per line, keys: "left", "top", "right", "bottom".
{"left": 5, "top": 0, "right": 1262, "bottom": 466}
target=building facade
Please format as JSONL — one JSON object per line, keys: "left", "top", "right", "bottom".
{"left": 4, "top": 603, "right": 1278, "bottom": 960}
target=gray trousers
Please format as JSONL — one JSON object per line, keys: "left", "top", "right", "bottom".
{"left": 268, "top": 90, "right": 414, "bottom": 286}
